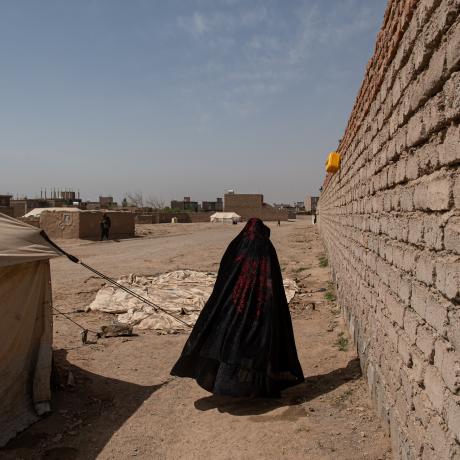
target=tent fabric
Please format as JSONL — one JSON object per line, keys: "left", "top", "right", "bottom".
{"left": 0, "top": 212, "right": 61, "bottom": 268}
{"left": 23, "top": 207, "right": 81, "bottom": 218}
{"left": 0, "top": 260, "right": 53, "bottom": 447}
{"left": 210, "top": 212, "right": 241, "bottom": 223}
{"left": 86, "top": 270, "right": 298, "bottom": 334}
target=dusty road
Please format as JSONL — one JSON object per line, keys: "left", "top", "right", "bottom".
{"left": 2, "top": 217, "right": 391, "bottom": 460}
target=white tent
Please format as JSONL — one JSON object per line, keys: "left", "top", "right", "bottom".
{"left": 0, "top": 213, "right": 61, "bottom": 447}
{"left": 210, "top": 212, "right": 241, "bottom": 223}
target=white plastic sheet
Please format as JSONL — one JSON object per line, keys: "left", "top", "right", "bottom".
{"left": 87, "top": 270, "right": 298, "bottom": 334}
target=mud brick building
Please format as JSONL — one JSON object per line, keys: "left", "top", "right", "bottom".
{"left": 39, "top": 210, "right": 135, "bottom": 240}
{"left": 0, "top": 195, "right": 13, "bottom": 217}
{"left": 223, "top": 193, "right": 288, "bottom": 221}
{"left": 318, "top": 0, "right": 460, "bottom": 458}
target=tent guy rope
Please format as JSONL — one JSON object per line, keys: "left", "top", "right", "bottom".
{"left": 40, "top": 231, "right": 192, "bottom": 329}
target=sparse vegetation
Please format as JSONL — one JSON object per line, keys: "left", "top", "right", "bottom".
{"left": 335, "top": 332, "right": 349, "bottom": 351}
{"left": 319, "top": 256, "right": 328, "bottom": 267}
{"left": 324, "top": 281, "right": 336, "bottom": 301}
{"left": 293, "top": 266, "right": 308, "bottom": 273}
{"left": 334, "top": 389, "right": 353, "bottom": 406}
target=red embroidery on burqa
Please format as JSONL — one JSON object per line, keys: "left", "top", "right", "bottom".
{"left": 232, "top": 254, "right": 270, "bottom": 317}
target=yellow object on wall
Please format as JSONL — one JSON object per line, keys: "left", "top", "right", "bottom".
{"left": 325, "top": 152, "right": 341, "bottom": 173}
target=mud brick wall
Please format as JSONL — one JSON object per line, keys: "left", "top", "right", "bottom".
{"left": 224, "top": 193, "right": 288, "bottom": 221}
{"left": 318, "top": 1, "right": 460, "bottom": 458}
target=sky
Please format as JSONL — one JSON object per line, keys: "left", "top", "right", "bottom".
{"left": 0, "top": 0, "right": 387, "bottom": 205}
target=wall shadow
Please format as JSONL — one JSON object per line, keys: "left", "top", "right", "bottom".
{"left": 1, "top": 349, "right": 169, "bottom": 460}
{"left": 194, "top": 357, "right": 361, "bottom": 418}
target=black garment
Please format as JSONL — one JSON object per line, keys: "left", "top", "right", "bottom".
{"left": 171, "top": 218, "right": 304, "bottom": 397}
{"left": 100, "top": 216, "right": 111, "bottom": 241}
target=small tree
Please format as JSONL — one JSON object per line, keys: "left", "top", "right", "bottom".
{"left": 126, "top": 192, "right": 144, "bottom": 208}
{"left": 145, "top": 196, "right": 165, "bottom": 210}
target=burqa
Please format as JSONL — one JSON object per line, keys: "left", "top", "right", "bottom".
{"left": 171, "top": 218, "right": 304, "bottom": 397}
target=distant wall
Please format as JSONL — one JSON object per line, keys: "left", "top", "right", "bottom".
{"left": 135, "top": 212, "right": 213, "bottom": 224}
{"left": 79, "top": 212, "right": 135, "bottom": 239}
{"left": 40, "top": 211, "right": 80, "bottom": 239}
{"left": 39, "top": 211, "right": 135, "bottom": 239}
{"left": 318, "top": 1, "right": 460, "bottom": 458}
{"left": 224, "top": 193, "right": 288, "bottom": 221}
{"left": 0, "top": 207, "right": 14, "bottom": 217}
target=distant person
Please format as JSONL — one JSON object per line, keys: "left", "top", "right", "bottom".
{"left": 312, "top": 213, "right": 317, "bottom": 224}
{"left": 277, "top": 220, "right": 280, "bottom": 226}
{"left": 171, "top": 218, "right": 304, "bottom": 397}
{"left": 100, "top": 213, "right": 111, "bottom": 241}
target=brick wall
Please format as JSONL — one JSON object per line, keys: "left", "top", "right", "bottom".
{"left": 135, "top": 212, "right": 213, "bottom": 224}
{"left": 318, "top": 1, "right": 460, "bottom": 458}
{"left": 224, "top": 193, "right": 288, "bottom": 221}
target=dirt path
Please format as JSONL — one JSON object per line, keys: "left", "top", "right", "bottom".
{"left": 2, "top": 217, "right": 391, "bottom": 460}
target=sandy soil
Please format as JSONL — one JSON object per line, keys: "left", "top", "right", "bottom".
{"left": 2, "top": 217, "right": 391, "bottom": 460}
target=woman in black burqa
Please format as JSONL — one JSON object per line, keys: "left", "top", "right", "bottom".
{"left": 171, "top": 218, "right": 304, "bottom": 398}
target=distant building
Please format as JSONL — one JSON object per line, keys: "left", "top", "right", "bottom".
{"left": 224, "top": 192, "right": 288, "bottom": 221}
{"left": 10, "top": 188, "right": 82, "bottom": 217}
{"left": 201, "top": 198, "right": 223, "bottom": 212}
{"left": 99, "top": 196, "right": 116, "bottom": 209}
{"left": 0, "top": 195, "right": 13, "bottom": 217}
{"left": 171, "top": 197, "right": 199, "bottom": 212}
{"left": 304, "top": 196, "right": 319, "bottom": 214}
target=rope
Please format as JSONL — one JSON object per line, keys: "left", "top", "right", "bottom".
{"left": 40, "top": 230, "right": 192, "bottom": 329}
{"left": 52, "top": 306, "right": 99, "bottom": 334}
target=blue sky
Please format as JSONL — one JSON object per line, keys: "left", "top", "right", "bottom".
{"left": 0, "top": 0, "right": 386, "bottom": 204}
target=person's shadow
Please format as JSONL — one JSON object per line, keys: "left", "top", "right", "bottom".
{"left": 194, "top": 357, "right": 361, "bottom": 421}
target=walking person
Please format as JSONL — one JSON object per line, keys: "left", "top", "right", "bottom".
{"left": 100, "top": 213, "right": 111, "bottom": 241}
{"left": 171, "top": 218, "right": 304, "bottom": 397}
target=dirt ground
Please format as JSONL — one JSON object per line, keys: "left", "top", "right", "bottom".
{"left": 2, "top": 217, "right": 391, "bottom": 460}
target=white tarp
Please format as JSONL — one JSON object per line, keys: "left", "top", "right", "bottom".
{"left": 210, "top": 212, "right": 241, "bottom": 223}
{"left": 0, "top": 212, "right": 61, "bottom": 268}
{"left": 87, "top": 270, "right": 299, "bottom": 333}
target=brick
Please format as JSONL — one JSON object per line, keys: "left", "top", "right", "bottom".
{"left": 439, "top": 123, "right": 460, "bottom": 166}
{"left": 414, "top": 183, "right": 428, "bottom": 209}
{"left": 445, "top": 216, "right": 460, "bottom": 254}
{"left": 403, "top": 245, "right": 419, "bottom": 273}
{"left": 435, "top": 256, "right": 460, "bottom": 299}
{"left": 425, "top": 416, "right": 453, "bottom": 460}
{"left": 434, "top": 339, "right": 460, "bottom": 394}
{"left": 408, "top": 217, "right": 424, "bottom": 245}
{"left": 447, "top": 309, "right": 460, "bottom": 352}
{"left": 416, "top": 324, "right": 436, "bottom": 362}
{"left": 399, "top": 276, "right": 412, "bottom": 304}
{"left": 444, "top": 72, "right": 460, "bottom": 121}
{"left": 399, "top": 332, "right": 413, "bottom": 366}
{"left": 423, "top": 215, "right": 444, "bottom": 250}
{"left": 406, "top": 415, "right": 425, "bottom": 458}
{"left": 416, "top": 252, "right": 436, "bottom": 285}
{"left": 424, "top": 365, "right": 446, "bottom": 413}
{"left": 454, "top": 175, "right": 460, "bottom": 208}
{"left": 446, "top": 20, "right": 460, "bottom": 72}
{"left": 413, "top": 390, "right": 435, "bottom": 428}
{"left": 412, "top": 282, "right": 429, "bottom": 318}
{"left": 425, "top": 174, "right": 452, "bottom": 211}
{"left": 405, "top": 307, "right": 422, "bottom": 344}
{"left": 446, "top": 396, "right": 460, "bottom": 442}
{"left": 425, "top": 291, "right": 448, "bottom": 335}
{"left": 406, "top": 155, "right": 419, "bottom": 181}
{"left": 387, "top": 291, "right": 406, "bottom": 326}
